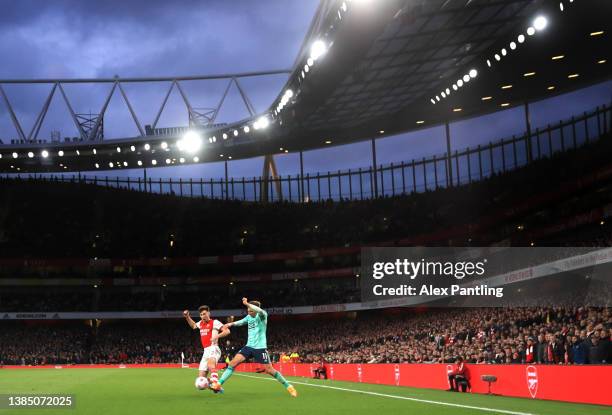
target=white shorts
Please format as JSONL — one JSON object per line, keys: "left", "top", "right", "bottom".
{"left": 199, "top": 346, "right": 221, "bottom": 371}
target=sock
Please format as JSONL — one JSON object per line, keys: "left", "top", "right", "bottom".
{"left": 219, "top": 366, "right": 234, "bottom": 385}
{"left": 274, "top": 371, "right": 290, "bottom": 388}
{"left": 210, "top": 372, "right": 219, "bottom": 383}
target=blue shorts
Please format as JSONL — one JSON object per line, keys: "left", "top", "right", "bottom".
{"left": 238, "top": 346, "right": 270, "bottom": 364}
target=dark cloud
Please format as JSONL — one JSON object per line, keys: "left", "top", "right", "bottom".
{"left": 0, "top": 0, "right": 318, "bottom": 140}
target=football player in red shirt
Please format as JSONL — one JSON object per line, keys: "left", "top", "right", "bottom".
{"left": 183, "top": 305, "right": 231, "bottom": 386}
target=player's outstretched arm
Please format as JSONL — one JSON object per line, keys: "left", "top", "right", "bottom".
{"left": 223, "top": 317, "right": 247, "bottom": 331}
{"left": 216, "top": 326, "right": 231, "bottom": 340}
{"left": 242, "top": 297, "right": 267, "bottom": 317}
{"left": 183, "top": 309, "right": 197, "bottom": 329}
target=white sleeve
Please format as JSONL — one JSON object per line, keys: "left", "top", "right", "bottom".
{"left": 195, "top": 320, "right": 201, "bottom": 329}
{"left": 213, "top": 319, "right": 223, "bottom": 331}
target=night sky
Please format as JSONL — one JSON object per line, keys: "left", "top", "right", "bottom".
{"left": 0, "top": 0, "right": 610, "bottom": 179}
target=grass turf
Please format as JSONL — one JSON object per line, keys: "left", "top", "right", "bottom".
{"left": 0, "top": 368, "right": 609, "bottom": 415}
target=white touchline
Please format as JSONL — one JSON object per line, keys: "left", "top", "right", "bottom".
{"left": 234, "top": 373, "right": 534, "bottom": 415}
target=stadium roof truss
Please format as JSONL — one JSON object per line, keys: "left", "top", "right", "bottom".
{"left": 0, "top": 0, "right": 609, "bottom": 173}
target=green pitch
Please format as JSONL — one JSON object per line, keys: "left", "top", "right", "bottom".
{"left": 0, "top": 368, "right": 609, "bottom": 415}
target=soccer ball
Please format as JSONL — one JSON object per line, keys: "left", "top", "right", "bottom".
{"left": 195, "top": 376, "right": 209, "bottom": 390}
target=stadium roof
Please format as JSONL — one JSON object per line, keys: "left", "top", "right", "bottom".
{"left": 0, "top": 0, "right": 610, "bottom": 173}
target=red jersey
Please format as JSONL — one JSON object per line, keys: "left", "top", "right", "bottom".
{"left": 197, "top": 319, "right": 223, "bottom": 348}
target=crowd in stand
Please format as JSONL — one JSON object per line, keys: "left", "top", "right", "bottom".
{"left": 270, "top": 307, "right": 612, "bottom": 365}
{"left": 1, "top": 307, "right": 610, "bottom": 367}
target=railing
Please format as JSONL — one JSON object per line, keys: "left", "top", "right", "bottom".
{"left": 2, "top": 104, "right": 611, "bottom": 202}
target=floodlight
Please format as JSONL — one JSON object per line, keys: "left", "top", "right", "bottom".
{"left": 533, "top": 16, "right": 548, "bottom": 31}
{"left": 177, "top": 130, "right": 202, "bottom": 153}
{"left": 310, "top": 40, "right": 327, "bottom": 60}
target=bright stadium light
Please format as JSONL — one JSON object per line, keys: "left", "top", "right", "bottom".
{"left": 177, "top": 130, "right": 202, "bottom": 153}
{"left": 527, "top": 26, "right": 536, "bottom": 36}
{"left": 310, "top": 40, "right": 327, "bottom": 60}
{"left": 12, "top": 152, "right": 18, "bottom": 158}
{"left": 559, "top": 2, "right": 564, "bottom": 11}
{"left": 130, "top": 145, "right": 136, "bottom": 152}
{"left": 501, "top": 48, "right": 507, "bottom": 56}
{"left": 487, "top": 59, "right": 492, "bottom": 67}
{"left": 93, "top": 148, "right": 97, "bottom": 155}
{"left": 152, "top": 159, "right": 157, "bottom": 165}
{"left": 116, "top": 146, "right": 121, "bottom": 153}
{"left": 165, "top": 158, "right": 171, "bottom": 164}
{"left": 430, "top": 98, "right": 436, "bottom": 104}
{"left": 95, "top": 163, "right": 99, "bottom": 169}
{"left": 452, "top": 84, "right": 458, "bottom": 91}
{"left": 457, "top": 79, "right": 464, "bottom": 87}
{"left": 137, "top": 160, "right": 143, "bottom": 166}
{"left": 161, "top": 141, "right": 168, "bottom": 150}
{"left": 109, "top": 162, "right": 114, "bottom": 168}
{"left": 441, "top": 92, "right": 446, "bottom": 98}
{"left": 254, "top": 116, "right": 270, "bottom": 130}
{"left": 179, "top": 157, "right": 185, "bottom": 163}
{"left": 243, "top": 126, "right": 250, "bottom": 133}
{"left": 304, "top": 64, "right": 310, "bottom": 73}
{"left": 510, "top": 41, "right": 517, "bottom": 50}
{"left": 307, "top": 58, "right": 314, "bottom": 67}
{"left": 41, "top": 150, "right": 49, "bottom": 158}
{"left": 144, "top": 143, "right": 151, "bottom": 151}
{"left": 123, "top": 161, "right": 128, "bottom": 167}
{"left": 435, "top": 95, "right": 440, "bottom": 102}
{"left": 223, "top": 133, "right": 228, "bottom": 140}
{"left": 518, "top": 34, "right": 526, "bottom": 43}
{"left": 28, "top": 152, "right": 34, "bottom": 158}
{"left": 469, "top": 69, "right": 478, "bottom": 78}
{"left": 76, "top": 150, "right": 80, "bottom": 156}
{"left": 58, "top": 150, "right": 64, "bottom": 157}
{"left": 233, "top": 130, "right": 239, "bottom": 137}
{"left": 193, "top": 156, "right": 199, "bottom": 162}
{"left": 533, "top": 16, "right": 548, "bottom": 31}
{"left": 495, "top": 54, "right": 501, "bottom": 61}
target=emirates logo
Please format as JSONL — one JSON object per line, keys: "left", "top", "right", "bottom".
{"left": 526, "top": 365, "right": 538, "bottom": 398}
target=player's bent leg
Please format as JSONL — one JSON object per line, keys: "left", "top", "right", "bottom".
{"left": 198, "top": 353, "right": 209, "bottom": 378}
{"left": 207, "top": 357, "right": 219, "bottom": 385}
{"left": 211, "top": 353, "right": 246, "bottom": 392}
{"left": 265, "top": 363, "right": 297, "bottom": 397}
